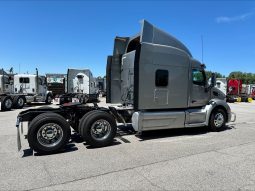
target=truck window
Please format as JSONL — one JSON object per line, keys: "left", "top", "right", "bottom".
{"left": 192, "top": 69, "right": 205, "bottom": 86}
{"left": 19, "top": 77, "right": 30, "bottom": 83}
{"left": 155, "top": 70, "right": 168, "bottom": 87}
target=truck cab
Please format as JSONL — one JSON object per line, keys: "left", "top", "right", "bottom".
{"left": 14, "top": 74, "right": 52, "bottom": 103}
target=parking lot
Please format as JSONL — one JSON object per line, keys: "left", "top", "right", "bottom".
{"left": 0, "top": 100, "right": 255, "bottom": 190}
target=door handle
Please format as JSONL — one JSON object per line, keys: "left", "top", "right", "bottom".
{"left": 192, "top": 100, "right": 197, "bottom": 103}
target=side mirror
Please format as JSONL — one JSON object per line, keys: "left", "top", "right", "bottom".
{"left": 205, "top": 73, "right": 216, "bottom": 92}
{"left": 210, "top": 73, "right": 216, "bottom": 87}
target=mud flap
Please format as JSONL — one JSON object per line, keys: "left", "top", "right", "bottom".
{"left": 16, "top": 117, "right": 22, "bottom": 151}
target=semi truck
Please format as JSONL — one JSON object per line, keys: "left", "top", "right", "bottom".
{"left": 16, "top": 20, "right": 235, "bottom": 155}
{"left": 46, "top": 74, "right": 66, "bottom": 97}
{"left": 0, "top": 68, "right": 53, "bottom": 111}
{"left": 96, "top": 76, "right": 107, "bottom": 96}
{"left": 226, "top": 79, "right": 252, "bottom": 102}
{"left": 214, "top": 78, "right": 253, "bottom": 102}
{"left": 53, "top": 69, "right": 98, "bottom": 104}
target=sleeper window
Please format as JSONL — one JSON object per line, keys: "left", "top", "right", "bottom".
{"left": 155, "top": 70, "right": 168, "bottom": 87}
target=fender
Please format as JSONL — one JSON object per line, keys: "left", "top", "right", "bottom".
{"left": 204, "top": 98, "right": 232, "bottom": 126}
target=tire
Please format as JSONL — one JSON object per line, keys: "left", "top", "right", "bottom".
{"left": 1, "top": 96, "right": 13, "bottom": 111}
{"left": 209, "top": 108, "right": 227, "bottom": 132}
{"left": 79, "top": 111, "right": 117, "bottom": 147}
{"left": 13, "top": 96, "right": 25, "bottom": 109}
{"left": 45, "top": 94, "right": 53, "bottom": 104}
{"left": 27, "top": 113, "right": 71, "bottom": 154}
{"left": 78, "top": 110, "right": 99, "bottom": 135}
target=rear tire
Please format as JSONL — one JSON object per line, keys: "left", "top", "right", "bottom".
{"left": 78, "top": 110, "right": 99, "bottom": 135}
{"left": 27, "top": 113, "right": 71, "bottom": 154}
{"left": 1, "top": 96, "right": 13, "bottom": 111}
{"left": 209, "top": 108, "right": 227, "bottom": 131}
{"left": 79, "top": 111, "right": 117, "bottom": 147}
{"left": 13, "top": 96, "right": 25, "bottom": 109}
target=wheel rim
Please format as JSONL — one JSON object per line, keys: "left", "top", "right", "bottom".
{"left": 5, "top": 99, "right": 12, "bottom": 109}
{"left": 37, "top": 123, "right": 63, "bottom": 147}
{"left": 214, "top": 113, "right": 224, "bottom": 127}
{"left": 18, "top": 97, "right": 24, "bottom": 106}
{"left": 90, "top": 119, "right": 111, "bottom": 140}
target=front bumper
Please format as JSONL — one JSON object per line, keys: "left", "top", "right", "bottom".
{"left": 228, "top": 112, "right": 236, "bottom": 123}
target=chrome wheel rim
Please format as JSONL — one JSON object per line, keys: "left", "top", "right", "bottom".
{"left": 5, "top": 99, "right": 12, "bottom": 109}
{"left": 90, "top": 119, "right": 111, "bottom": 140}
{"left": 214, "top": 113, "right": 224, "bottom": 127}
{"left": 37, "top": 123, "right": 63, "bottom": 147}
{"left": 18, "top": 97, "right": 24, "bottom": 106}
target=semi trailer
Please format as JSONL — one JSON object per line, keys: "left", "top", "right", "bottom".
{"left": 53, "top": 69, "right": 98, "bottom": 104}
{"left": 16, "top": 20, "right": 235, "bottom": 155}
{"left": 0, "top": 68, "right": 53, "bottom": 111}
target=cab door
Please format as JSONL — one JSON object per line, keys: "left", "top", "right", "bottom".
{"left": 190, "top": 68, "right": 209, "bottom": 107}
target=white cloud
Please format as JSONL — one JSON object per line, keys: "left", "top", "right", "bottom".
{"left": 215, "top": 12, "right": 253, "bottom": 23}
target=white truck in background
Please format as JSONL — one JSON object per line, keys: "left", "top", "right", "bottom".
{"left": 0, "top": 68, "right": 53, "bottom": 111}
{"left": 53, "top": 68, "right": 99, "bottom": 104}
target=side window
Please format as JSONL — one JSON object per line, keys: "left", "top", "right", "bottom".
{"left": 19, "top": 77, "right": 30, "bottom": 83}
{"left": 155, "top": 70, "right": 168, "bottom": 87}
{"left": 192, "top": 69, "right": 205, "bottom": 86}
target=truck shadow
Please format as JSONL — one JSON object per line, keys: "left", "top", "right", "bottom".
{"left": 136, "top": 125, "right": 234, "bottom": 141}
{"left": 21, "top": 124, "right": 235, "bottom": 156}
{"left": 22, "top": 144, "right": 78, "bottom": 157}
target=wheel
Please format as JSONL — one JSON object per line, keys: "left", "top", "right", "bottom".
{"left": 27, "top": 113, "right": 71, "bottom": 154}
{"left": 45, "top": 94, "right": 53, "bottom": 104}
{"left": 78, "top": 110, "right": 99, "bottom": 134}
{"left": 13, "top": 96, "right": 25, "bottom": 109}
{"left": 209, "top": 108, "right": 227, "bottom": 131}
{"left": 79, "top": 111, "right": 117, "bottom": 147}
{"left": 1, "top": 96, "right": 13, "bottom": 111}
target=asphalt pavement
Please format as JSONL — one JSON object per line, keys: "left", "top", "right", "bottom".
{"left": 0, "top": 100, "right": 255, "bottom": 190}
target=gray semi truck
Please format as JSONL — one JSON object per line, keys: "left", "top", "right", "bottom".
{"left": 16, "top": 20, "right": 235, "bottom": 155}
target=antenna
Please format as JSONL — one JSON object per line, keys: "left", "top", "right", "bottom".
{"left": 201, "top": 35, "right": 204, "bottom": 64}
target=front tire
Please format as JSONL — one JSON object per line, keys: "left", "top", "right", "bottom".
{"left": 27, "top": 113, "right": 71, "bottom": 154}
{"left": 209, "top": 108, "right": 227, "bottom": 131}
{"left": 79, "top": 111, "right": 117, "bottom": 147}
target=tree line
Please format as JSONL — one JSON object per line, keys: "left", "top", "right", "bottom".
{"left": 205, "top": 71, "right": 255, "bottom": 84}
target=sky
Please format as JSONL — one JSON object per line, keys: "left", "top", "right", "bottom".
{"left": 0, "top": 0, "right": 254, "bottom": 77}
